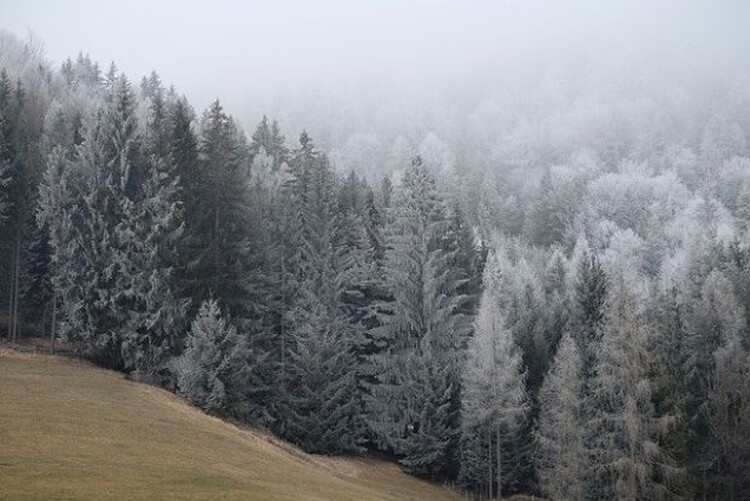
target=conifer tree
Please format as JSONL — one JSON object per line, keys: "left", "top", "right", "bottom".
{"left": 279, "top": 133, "right": 363, "bottom": 451}
{"left": 588, "top": 279, "right": 674, "bottom": 500}
{"left": 189, "top": 100, "right": 252, "bottom": 320}
{"left": 176, "top": 299, "right": 249, "bottom": 417}
{"left": 535, "top": 332, "right": 586, "bottom": 500}
{"left": 367, "top": 156, "right": 471, "bottom": 478}
{"left": 707, "top": 332, "right": 750, "bottom": 499}
{"left": 571, "top": 250, "right": 608, "bottom": 388}
{"left": 460, "top": 282, "right": 528, "bottom": 496}
{"left": 58, "top": 75, "right": 141, "bottom": 368}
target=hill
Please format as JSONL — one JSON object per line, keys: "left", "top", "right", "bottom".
{"left": 0, "top": 349, "right": 459, "bottom": 500}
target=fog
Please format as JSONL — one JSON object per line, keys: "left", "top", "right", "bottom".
{"left": 5, "top": 3, "right": 750, "bottom": 498}
{"left": 0, "top": 0, "right": 750, "bottom": 154}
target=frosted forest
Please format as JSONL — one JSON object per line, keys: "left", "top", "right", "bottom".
{"left": 2, "top": 2, "right": 750, "bottom": 499}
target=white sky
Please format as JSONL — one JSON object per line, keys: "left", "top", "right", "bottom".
{"left": 3, "top": 0, "right": 750, "bottom": 126}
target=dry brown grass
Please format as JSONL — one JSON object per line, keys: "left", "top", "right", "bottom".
{"left": 0, "top": 349, "right": 461, "bottom": 500}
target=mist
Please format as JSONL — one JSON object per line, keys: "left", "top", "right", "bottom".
{"left": 4, "top": 3, "right": 750, "bottom": 499}
{"left": 5, "top": 0, "right": 750, "bottom": 147}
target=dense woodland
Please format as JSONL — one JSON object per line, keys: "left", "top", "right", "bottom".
{"left": 2, "top": 31, "right": 750, "bottom": 499}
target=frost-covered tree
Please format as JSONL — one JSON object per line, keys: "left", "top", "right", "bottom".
{"left": 188, "top": 100, "right": 252, "bottom": 320}
{"left": 707, "top": 333, "right": 750, "bottom": 500}
{"left": 57, "top": 75, "right": 141, "bottom": 368}
{"left": 175, "top": 299, "right": 249, "bottom": 417}
{"left": 460, "top": 283, "right": 528, "bottom": 497}
{"left": 0, "top": 146, "right": 10, "bottom": 224}
{"left": 571, "top": 248, "right": 608, "bottom": 388}
{"left": 367, "top": 156, "right": 471, "bottom": 479}
{"left": 250, "top": 115, "right": 288, "bottom": 170}
{"left": 282, "top": 296, "right": 362, "bottom": 454}
{"left": 588, "top": 279, "right": 675, "bottom": 500}
{"left": 535, "top": 332, "right": 586, "bottom": 501}
{"left": 121, "top": 139, "right": 187, "bottom": 377}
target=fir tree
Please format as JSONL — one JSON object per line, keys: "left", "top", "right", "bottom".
{"left": 571, "top": 250, "right": 608, "bottom": 389}
{"left": 367, "top": 156, "right": 471, "bottom": 478}
{"left": 176, "top": 299, "right": 249, "bottom": 417}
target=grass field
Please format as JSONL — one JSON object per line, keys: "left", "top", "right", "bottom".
{"left": 0, "top": 348, "right": 460, "bottom": 500}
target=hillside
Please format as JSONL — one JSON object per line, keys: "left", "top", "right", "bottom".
{"left": 0, "top": 349, "right": 459, "bottom": 500}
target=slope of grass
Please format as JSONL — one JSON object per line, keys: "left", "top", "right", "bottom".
{"left": 0, "top": 349, "right": 459, "bottom": 500}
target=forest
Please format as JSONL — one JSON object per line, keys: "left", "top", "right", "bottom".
{"left": 1, "top": 27, "right": 750, "bottom": 500}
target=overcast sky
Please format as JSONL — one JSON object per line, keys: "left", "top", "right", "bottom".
{"left": 4, "top": 0, "right": 750, "bottom": 126}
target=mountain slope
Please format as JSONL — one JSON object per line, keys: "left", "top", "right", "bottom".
{"left": 0, "top": 349, "right": 458, "bottom": 500}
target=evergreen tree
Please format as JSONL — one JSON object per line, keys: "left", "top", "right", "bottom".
{"left": 121, "top": 129, "right": 187, "bottom": 377}
{"left": 707, "top": 332, "right": 750, "bottom": 499}
{"left": 189, "top": 100, "right": 252, "bottom": 320}
{"left": 282, "top": 289, "right": 362, "bottom": 454}
{"left": 535, "top": 332, "right": 586, "bottom": 500}
{"left": 175, "top": 299, "right": 249, "bottom": 417}
{"left": 460, "top": 283, "right": 528, "bottom": 496}
{"left": 587, "top": 279, "right": 675, "bottom": 500}
{"left": 58, "top": 75, "right": 141, "bottom": 368}
{"left": 250, "top": 115, "right": 288, "bottom": 170}
{"left": 571, "top": 250, "right": 608, "bottom": 389}
{"left": 367, "top": 156, "right": 471, "bottom": 479}
{"left": 279, "top": 133, "right": 363, "bottom": 452}
{"left": 684, "top": 269, "right": 746, "bottom": 496}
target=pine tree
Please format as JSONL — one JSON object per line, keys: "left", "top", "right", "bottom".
{"left": 189, "top": 100, "right": 252, "bottom": 320}
{"left": 250, "top": 115, "right": 288, "bottom": 170}
{"left": 279, "top": 134, "right": 364, "bottom": 452}
{"left": 707, "top": 332, "right": 750, "bottom": 500}
{"left": 58, "top": 75, "right": 141, "bottom": 368}
{"left": 535, "top": 332, "right": 586, "bottom": 500}
{"left": 367, "top": 156, "right": 471, "bottom": 478}
{"left": 35, "top": 145, "right": 69, "bottom": 352}
{"left": 684, "top": 269, "right": 746, "bottom": 496}
{"left": 571, "top": 250, "right": 608, "bottom": 389}
{"left": 282, "top": 290, "right": 362, "bottom": 454}
{"left": 459, "top": 283, "right": 528, "bottom": 497}
{"left": 121, "top": 120, "right": 187, "bottom": 378}
{"left": 587, "top": 279, "right": 675, "bottom": 500}
{"left": 398, "top": 345, "right": 455, "bottom": 478}
{"left": 175, "top": 299, "right": 249, "bottom": 417}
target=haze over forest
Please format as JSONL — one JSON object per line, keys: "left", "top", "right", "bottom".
{"left": 3, "top": 1, "right": 750, "bottom": 500}
{"left": 6, "top": 0, "right": 750, "bottom": 161}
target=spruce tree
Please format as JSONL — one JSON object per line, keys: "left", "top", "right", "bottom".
{"left": 279, "top": 133, "right": 363, "bottom": 452}
{"left": 58, "top": 75, "right": 141, "bottom": 368}
{"left": 367, "top": 156, "right": 471, "bottom": 478}
{"left": 571, "top": 250, "right": 608, "bottom": 389}
{"left": 176, "top": 299, "right": 249, "bottom": 417}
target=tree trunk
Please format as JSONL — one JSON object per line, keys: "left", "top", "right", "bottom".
{"left": 496, "top": 422, "right": 502, "bottom": 500}
{"left": 11, "top": 226, "right": 20, "bottom": 344}
{"left": 7, "top": 232, "right": 15, "bottom": 341}
{"left": 280, "top": 248, "right": 286, "bottom": 388}
{"left": 488, "top": 426, "right": 493, "bottom": 500}
{"left": 50, "top": 288, "right": 57, "bottom": 354}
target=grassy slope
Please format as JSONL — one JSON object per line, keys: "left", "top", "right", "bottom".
{"left": 0, "top": 349, "right": 459, "bottom": 500}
